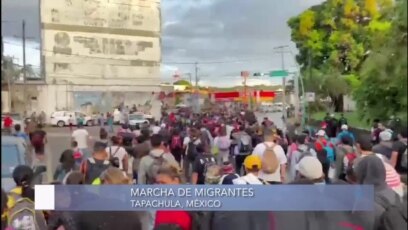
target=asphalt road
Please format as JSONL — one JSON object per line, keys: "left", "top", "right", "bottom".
{"left": 43, "top": 112, "right": 284, "bottom": 182}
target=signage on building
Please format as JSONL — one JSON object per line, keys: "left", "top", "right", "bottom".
{"left": 41, "top": 0, "right": 161, "bottom": 83}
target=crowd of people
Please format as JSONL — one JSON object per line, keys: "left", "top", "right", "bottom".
{"left": 1, "top": 107, "right": 407, "bottom": 230}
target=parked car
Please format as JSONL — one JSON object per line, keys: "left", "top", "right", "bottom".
{"left": 1, "top": 135, "right": 46, "bottom": 191}
{"left": 129, "top": 112, "right": 149, "bottom": 128}
{"left": 1, "top": 113, "right": 25, "bottom": 131}
{"left": 50, "top": 111, "right": 95, "bottom": 127}
{"left": 143, "top": 113, "right": 155, "bottom": 123}
{"left": 113, "top": 109, "right": 121, "bottom": 124}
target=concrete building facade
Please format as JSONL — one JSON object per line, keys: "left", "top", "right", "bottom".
{"left": 31, "top": 0, "right": 162, "bottom": 118}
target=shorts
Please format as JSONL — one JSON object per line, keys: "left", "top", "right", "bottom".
{"left": 33, "top": 145, "right": 45, "bottom": 155}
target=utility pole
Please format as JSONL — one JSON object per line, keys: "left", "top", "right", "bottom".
{"left": 1, "top": 36, "right": 12, "bottom": 113}
{"left": 22, "top": 20, "right": 27, "bottom": 112}
{"left": 293, "top": 72, "right": 300, "bottom": 122}
{"left": 241, "top": 71, "right": 249, "bottom": 107}
{"left": 274, "top": 45, "right": 288, "bottom": 131}
{"left": 194, "top": 62, "right": 199, "bottom": 113}
{"left": 194, "top": 62, "right": 198, "bottom": 88}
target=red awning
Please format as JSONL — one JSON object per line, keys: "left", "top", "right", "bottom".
{"left": 213, "top": 91, "right": 240, "bottom": 99}
{"left": 259, "top": 91, "right": 275, "bottom": 97}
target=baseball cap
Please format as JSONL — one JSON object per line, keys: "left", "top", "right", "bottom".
{"left": 12, "top": 165, "right": 34, "bottom": 186}
{"left": 317, "top": 130, "right": 326, "bottom": 137}
{"left": 295, "top": 156, "right": 323, "bottom": 180}
{"left": 379, "top": 129, "right": 393, "bottom": 141}
{"left": 341, "top": 124, "right": 348, "bottom": 130}
{"left": 244, "top": 155, "right": 262, "bottom": 170}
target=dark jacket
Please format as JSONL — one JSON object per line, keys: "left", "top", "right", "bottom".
{"left": 211, "top": 211, "right": 271, "bottom": 230}
{"left": 272, "top": 179, "right": 376, "bottom": 230}
{"left": 47, "top": 211, "right": 79, "bottom": 230}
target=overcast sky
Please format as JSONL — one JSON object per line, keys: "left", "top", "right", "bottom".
{"left": 2, "top": 0, "right": 324, "bottom": 87}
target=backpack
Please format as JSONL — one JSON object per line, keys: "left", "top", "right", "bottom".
{"left": 170, "top": 135, "right": 183, "bottom": 150}
{"left": 31, "top": 132, "right": 43, "bottom": 147}
{"left": 120, "top": 132, "right": 134, "bottom": 147}
{"left": 238, "top": 134, "right": 252, "bottom": 154}
{"left": 83, "top": 158, "right": 110, "bottom": 184}
{"left": 216, "top": 136, "right": 230, "bottom": 151}
{"left": 109, "top": 146, "right": 121, "bottom": 168}
{"left": 345, "top": 152, "right": 358, "bottom": 169}
{"left": 146, "top": 153, "right": 166, "bottom": 184}
{"left": 296, "top": 147, "right": 312, "bottom": 164}
{"left": 376, "top": 193, "right": 407, "bottom": 230}
{"left": 200, "top": 155, "right": 217, "bottom": 178}
{"left": 316, "top": 139, "right": 335, "bottom": 163}
{"left": 400, "top": 141, "right": 407, "bottom": 170}
{"left": 7, "top": 192, "right": 47, "bottom": 230}
{"left": 186, "top": 140, "right": 199, "bottom": 162}
{"left": 261, "top": 143, "right": 279, "bottom": 174}
{"left": 189, "top": 211, "right": 211, "bottom": 230}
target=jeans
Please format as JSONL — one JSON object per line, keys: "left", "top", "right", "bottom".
{"left": 217, "top": 150, "right": 230, "bottom": 165}
{"left": 183, "top": 158, "right": 194, "bottom": 183}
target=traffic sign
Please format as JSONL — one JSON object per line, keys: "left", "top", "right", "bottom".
{"left": 241, "top": 71, "right": 250, "bottom": 77}
{"left": 269, "top": 70, "right": 288, "bottom": 77}
{"left": 305, "top": 92, "right": 315, "bottom": 102}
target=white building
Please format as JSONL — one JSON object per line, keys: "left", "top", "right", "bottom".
{"left": 6, "top": 0, "right": 162, "bottom": 119}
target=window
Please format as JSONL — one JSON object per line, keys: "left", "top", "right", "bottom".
{"left": 10, "top": 113, "right": 22, "bottom": 120}
{"left": 53, "top": 111, "right": 64, "bottom": 117}
{"left": 129, "top": 114, "right": 144, "bottom": 120}
{"left": 1, "top": 144, "right": 22, "bottom": 177}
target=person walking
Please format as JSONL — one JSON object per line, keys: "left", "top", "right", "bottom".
{"left": 53, "top": 149, "right": 79, "bottom": 182}
{"left": 71, "top": 123, "right": 91, "bottom": 159}
{"left": 213, "top": 127, "right": 231, "bottom": 165}
{"left": 107, "top": 112, "right": 114, "bottom": 133}
{"left": 138, "top": 134, "right": 176, "bottom": 184}
{"left": 105, "top": 136, "right": 129, "bottom": 172}
{"left": 98, "top": 113, "right": 105, "bottom": 128}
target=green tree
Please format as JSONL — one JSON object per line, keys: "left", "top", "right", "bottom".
{"left": 354, "top": 0, "right": 407, "bottom": 125}
{"left": 288, "top": 0, "right": 393, "bottom": 112}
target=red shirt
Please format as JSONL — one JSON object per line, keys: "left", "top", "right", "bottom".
{"left": 314, "top": 138, "right": 334, "bottom": 152}
{"left": 155, "top": 211, "right": 191, "bottom": 230}
{"left": 3, "top": 116, "right": 13, "bottom": 128}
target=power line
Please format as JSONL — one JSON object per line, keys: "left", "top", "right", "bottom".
{"left": 3, "top": 41, "right": 277, "bottom": 65}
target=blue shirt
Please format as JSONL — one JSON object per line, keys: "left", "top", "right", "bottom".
{"left": 14, "top": 132, "right": 29, "bottom": 141}
{"left": 337, "top": 131, "right": 355, "bottom": 143}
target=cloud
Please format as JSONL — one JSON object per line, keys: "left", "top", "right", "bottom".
{"left": 161, "top": 0, "right": 325, "bottom": 80}
{"left": 2, "top": 0, "right": 325, "bottom": 85}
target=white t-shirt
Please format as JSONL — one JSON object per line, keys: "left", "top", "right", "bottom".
{"left": 183, "top": 136, "right": 191, "bottom": 147}
{"left": 152, "top": 126, "right": 161, "bottom": 134}
{"left": 226, "top": 125, "right": 234, "bottom": 137}
{"left": 72, "top": 129, "right": 89, "bottom": 149}
{"left": 106, "top": 145, "right": 128, "bottom": 170}
{"left": 252, "top": 142, "right": 287, "bottom": 182}
{"left": 214, "top": 136, "right": 231, "bottom": 152}
{"left": 233, "top": 173, "right": 264, "bottom": 185}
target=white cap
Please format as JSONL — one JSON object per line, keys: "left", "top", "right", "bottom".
{"left": 317, "top": 130, "right": 326, "bottom": 137}
{"left": 379, "top": 130, "right": 392, "bottom": 141}
{"left": 341, "top": 124, "right": 348, "bottom": 130}
{"left": 295, "top": 156, "right": 323, "bottom": 180}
